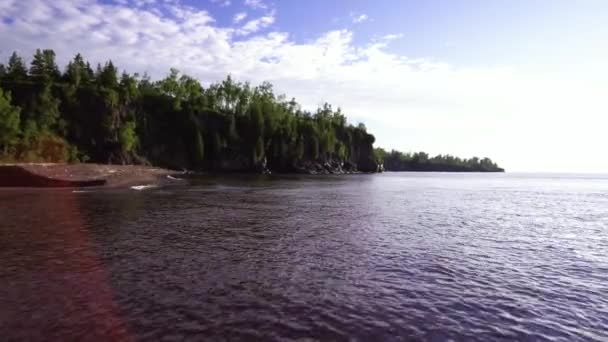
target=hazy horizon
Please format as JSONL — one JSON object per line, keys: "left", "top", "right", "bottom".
{"left": 1, "top": 0, "right": 606, "bottom": 172}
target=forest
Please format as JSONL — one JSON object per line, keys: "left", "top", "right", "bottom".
{"left": 0, "top": 49, "right": 503, "bottom": 173}
{"left": 375, "top": 149, "right": 504, "bottom": 172}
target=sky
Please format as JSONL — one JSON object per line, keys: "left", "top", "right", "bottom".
{"left": 1, "top": 0, "right": 607, "bottom": 172}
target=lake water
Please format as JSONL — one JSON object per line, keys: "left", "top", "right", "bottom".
{"left": 1, "top": 173, "right": 607, "bottom": 341}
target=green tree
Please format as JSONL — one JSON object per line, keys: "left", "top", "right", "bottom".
{"left": 5, "top": 52, "right": 28, "bottom": 82}
{"left": 64, "top": 53, "right": 94, "bottom": 86}
{"left": 97, "top": 61, "right": 119, "bottom": 89}
{"left": 119, "top": 72, "right": 140, "bottom": 103}
{"left": 158, "top": 68, "right": 180, "bottom": 97}
{"left": 119, "top": 121, "right": 138, "bottom": 152}
{"left": 29, "top": 49, "right": 61, "bottom": 83}
{"left": 0, "top": 87, "right": 21, "bottom": 155}
{"left": 28, "top": 84, "right": 63, "bottom": 134}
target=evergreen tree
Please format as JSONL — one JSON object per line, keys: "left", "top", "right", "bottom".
{"left": 97, "top": 61, "right": 119, "bottom": 89}
{"left": 64, "top": 53, "right": 93, "bottom": 86}
{"left": 29, "top": 49, "right": 60, "bottom": 83}
{"left": 0, "top": 87, "right": 21, "bottom": 155}
{"left": 5, "top": 52, "right": 28, "bottom": 82}
{"left": 28, "top": 84, "right": 62, "bottom": 134}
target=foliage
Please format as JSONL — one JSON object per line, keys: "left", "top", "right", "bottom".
{"left": 5, "top": 52, "right": 28, "bottom": 82}
{"left": 28, "top": 84, "right": 63, "bottom": 134}
{"left": 16, "top": 133, "right": 72, "bottom": 163}
{"left": 30, "top": 49, "right": 61, "bottom": 83}
{"left": 119, "top": 121, "right": 138, "bottom": 153}
{"left": 0, "top": 87, "right": 21, "bottom": 156}
{"left": 375, "top": 148, "right": 504, "bottom": 172}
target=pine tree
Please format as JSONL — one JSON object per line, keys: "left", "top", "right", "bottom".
{"left": 64, "top": 53, "right": 92, "bottom": 87}
{"left": 0, "top": 87, "right": 21, "bottom": 155}
{"left": 97, "top": 61, "right": 119, "bottom": 89}
{"left": 29, "top": 49, "right": 60, "bottom": 83}
{"left": 6, "top": 52, "right": 28, "bottom": 82}
{"left": 30, "top": 84, "right": 62, "bottom": 133}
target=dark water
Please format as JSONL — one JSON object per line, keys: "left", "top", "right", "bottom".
{"left": 1, "top": 173, "right": 607, "bottom": 341}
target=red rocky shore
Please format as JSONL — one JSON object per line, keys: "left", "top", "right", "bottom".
{"left": 0, "top": 164, "right": 176, "bottom": 188}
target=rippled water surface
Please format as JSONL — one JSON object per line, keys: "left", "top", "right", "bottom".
{"left": 1, "top": 173, "right": 608, "bottom": 341}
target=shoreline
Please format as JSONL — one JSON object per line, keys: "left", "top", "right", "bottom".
{"left": 0, "top": 163, "right": 506, "bottom": 189}
{"left": 0, "top": 164, "right": 177, "bottom": 188}
{"left": 0, "top": 161, "right": 376, "bottom": 189}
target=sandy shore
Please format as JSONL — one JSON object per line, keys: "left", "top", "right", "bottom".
{"left": 0, "top": 163, "right": 178, "bottom": 188}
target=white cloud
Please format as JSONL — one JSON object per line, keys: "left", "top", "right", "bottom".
{"left": 211, "top": 0, "right": 231, "bottom": 7}
{"left": 351, "top": 13, "right": 369, "bottom": 24}
{"left": 381, "top": 33, "right": 404, "bottom": 41}
{"left": 0, "top": 0, "right": 606, "bottom": 172}
{"left": 233, "top": 12, "right": 247, "bottom": 24}
{"left": 237, "top": 11, "right": 275, "bottom": 35}
{"left": 134, "top": 0, "right": 157, "bottom": 7}
{"left": 244, "top": 0, "right": 267, "bottom": 10}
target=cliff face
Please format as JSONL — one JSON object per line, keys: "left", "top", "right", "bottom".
{"left": 356, "top": 143, "right": 381, "bottom": 173}
{"left": 158, "top": 154, "right": 381, "bottom": 174}
{"left": 134, "top": 122, "right": 382, "bottom": 174}
{"left": 291, "top": 158, "right": 378, "bottom": 175}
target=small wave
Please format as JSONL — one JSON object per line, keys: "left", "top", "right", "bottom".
{"left": 166, "top": 175, "right": 184, "bottom": 181}
{"left": 131, "top": 184, "right": 158, "bottom": 191}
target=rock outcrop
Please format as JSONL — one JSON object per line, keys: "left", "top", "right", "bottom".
{"left": 0, "top": 164, "right": 176, "bottom": 188}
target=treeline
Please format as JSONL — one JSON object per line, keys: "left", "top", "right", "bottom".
{"left": 375, "top": 149, "right": 504, "bottom": 172}
{"left": 0, "top": 49, "right": 380, "bottom": 172}
{"left": 0, "top": 49, "right": 503, "bottom": 173}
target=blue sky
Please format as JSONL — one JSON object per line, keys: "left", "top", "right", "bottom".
{"left": 1, "top": 0, "right": 607, "bottom": 172}
{"left": 200, "top": 0, "right": 608, "bottom": 67}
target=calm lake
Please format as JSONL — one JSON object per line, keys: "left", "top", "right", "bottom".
{"left": 1, "top": 173, "right": 607, "bottom": 341}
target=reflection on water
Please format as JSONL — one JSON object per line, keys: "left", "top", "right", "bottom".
{"left": 0, "top": 190, "right": 133, "bottom": 341}
{"left": 1, "top": 173, "right": 608, "bottom": 341}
